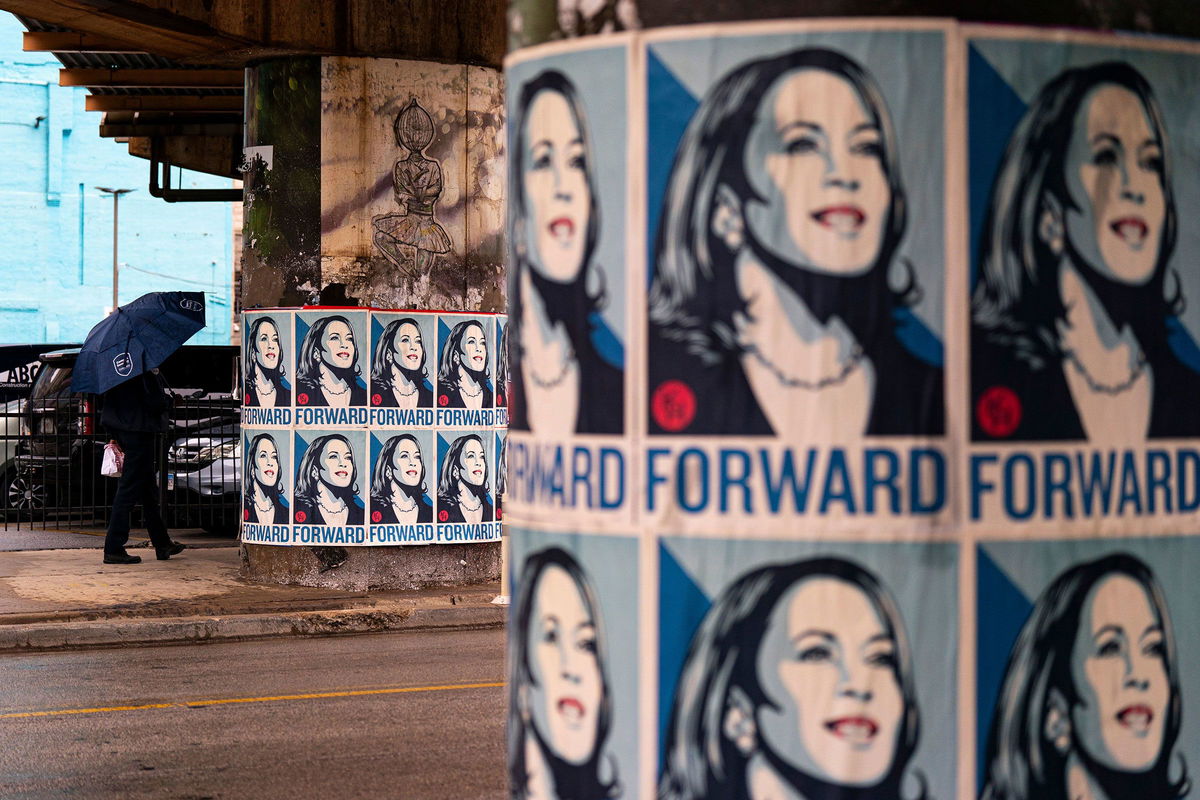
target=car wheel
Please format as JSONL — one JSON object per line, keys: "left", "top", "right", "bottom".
{"left": 2, "top": 466, "right": 46, "bottom": 520}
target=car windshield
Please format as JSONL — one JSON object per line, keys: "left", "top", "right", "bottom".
{"left": 30, "top": 364, "right": 74, "bottom": 399}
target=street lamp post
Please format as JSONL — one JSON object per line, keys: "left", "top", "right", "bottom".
{"left": 96, "top": 187, "right": 134, "bottom": 310}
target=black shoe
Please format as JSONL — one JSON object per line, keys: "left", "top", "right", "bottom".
{"left": 156, "top": 541, "right": 185, "bottom": 560}
{"left": 103, "top": 552, "right": 142, "bottom": 565}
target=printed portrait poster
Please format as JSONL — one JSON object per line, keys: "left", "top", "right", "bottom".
{"left": 294, "top": 309, "right": 370, "bottom": 417}
{"left": 495, "top": 313, "right": 509, "bottom": 413}
{"left": 292, "top": 429, "right": 368, "bottom": 545}
{"left": 436, "top": 314, "right": 497, "bottom": 417}
{"left": 644, "top": 26, "right": 946, "bottom": 442}
{"left": 976, "top": 536, "right": 1200, "bottom": 797}
{"left": 658, "top": 536, "right": 957, "bottom": 800}
{"left": 506, "top": 44, "right": 628, "bottom": 438}
{"left": 241, "top": 428, "right": 292, "bottom": 545}
{"left": 965, "top": 34, "right": 1200, "bottom": 531}
{"left": 495, "top": 429, "right": 507, "bottom": 522}
{"left": 435, "top": 429, "right": 500, "bottom": 543}
{"left": 367, "top": 429, "right": 436, "bottom": 544}
{"left": 369, "top": 311, "right": 437, "bottom": 424}
{"left": 242, "top": 310, "right": 295, "bottom": 426}
{"left": 507, "top": 526, "right": 638, "bottom": 800}
{"left": 969, "top": 37, "right": 1200, "bottom": 444}
{"left": 636, "top": 24, "right": 950, "bottom": 534}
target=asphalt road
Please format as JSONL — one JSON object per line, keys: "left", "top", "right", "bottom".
{"left": 0, "top": 628, "right": 506, "bottom": 799}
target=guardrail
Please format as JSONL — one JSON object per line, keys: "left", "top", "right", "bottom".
{"left": 1, "top": 394, "right": 240, "bottom": 535}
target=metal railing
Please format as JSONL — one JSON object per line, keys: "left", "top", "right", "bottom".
{"left": 2, "top": 393, "right": 240, "bottom": 534}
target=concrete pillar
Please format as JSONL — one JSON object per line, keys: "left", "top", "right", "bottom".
{"left": 240, "top": 55, "right": 506, "bottom": 589}
{"left": 504, "top": 3, "right": 1200, "bottom": 799}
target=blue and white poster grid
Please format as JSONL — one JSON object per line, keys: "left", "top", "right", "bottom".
{"left": 504, "top": 20, "right": 1200, "bottom": 800}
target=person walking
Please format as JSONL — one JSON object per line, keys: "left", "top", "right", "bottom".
{"left": 101, "top": 368, "right": 185, "bottom": 565}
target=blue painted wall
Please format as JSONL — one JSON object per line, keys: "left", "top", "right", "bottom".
{"left": 0, "top": 13, "right": 234, "bottom": 345}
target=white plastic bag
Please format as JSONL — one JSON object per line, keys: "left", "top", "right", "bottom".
{"left": 101, "top": 441, "right": 124, "bottom": 478}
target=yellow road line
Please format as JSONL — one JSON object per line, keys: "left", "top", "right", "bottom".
{"left": 0, "top": 680, "right": 505, "bottom": 719}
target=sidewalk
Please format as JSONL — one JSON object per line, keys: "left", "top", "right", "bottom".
{"left": 0, "top": 529, "right": 506, "bottom": 652}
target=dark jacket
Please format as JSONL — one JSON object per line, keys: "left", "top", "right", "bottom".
{"left": 370, "top": 381, "right": 433, "bottom": 409}
{"left": 101, "top": 371, "right": 170, "bottom": 433}
{"left": 438, "top": 381, "right": 494, "bottom": 409}
{"left": 370, "top": 495, "right": 434, "bottom": 524}
{"left": 508, "top": 344, "right": 624, "bottom": 434}
{"left": 646, "top": 323, "right": 944, "bottom": 436}
{"left": 245, "top": 379, "right": 291, "bottom": 408}
{"left": 971, "top": 329, "right": 1200, "bottom": 441}
{"left": 293, "top": 497, "right": 365, "bottom": 526}
{"left": 243, "top": 495, "right": 290, "bottom": 525}
{"left": 437, "top": 495, "right": 494, "bottom": 523}
{"left": 296, "top": 378, "right": 367, "bottom": 407}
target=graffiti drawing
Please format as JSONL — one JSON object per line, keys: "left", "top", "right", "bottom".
{"left": 372, "top": 98, "right": 453, "bottom": 275}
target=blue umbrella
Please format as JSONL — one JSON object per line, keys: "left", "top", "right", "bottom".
{"left": 71, "top": 291, "right": 207, "bottom": 394}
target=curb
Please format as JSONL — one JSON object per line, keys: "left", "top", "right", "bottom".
{"left": 0, "top": 603, "right": 506, "bottom": 653}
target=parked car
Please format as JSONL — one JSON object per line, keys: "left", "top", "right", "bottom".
{"left": 8, "top": 345, "right": 240, "bottom": 529}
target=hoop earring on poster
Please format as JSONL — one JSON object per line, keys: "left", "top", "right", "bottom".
{"left": 1044, "top": 690, "right": 1072, "bottom": 755}
{"left": 1039, "top": 202, "right": 1065, "bottom": 257}
{"left": 723, "top": 686, "right": 758, "bottom": 756}
{"left": 712, "top": 184, "right": 745, "bottom": 251}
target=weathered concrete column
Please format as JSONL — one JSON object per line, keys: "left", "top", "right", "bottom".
{"left": 504, "top": 3, "right": 1200, "bottom": 799}
{"left": 240, "top": 55, "right": 506, "bottom": 589}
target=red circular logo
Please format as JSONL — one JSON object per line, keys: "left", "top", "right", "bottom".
{"left": 244, "top": 393, "right": 251, "bottom": 405}
{"left": 371, "top": 510, "right": 382, "bottom": 523}
{"left": 497, "top": 393, "right": 506, "bottom": 407}
{"left": 496, "top": 505, "right": 502, "bottom": 520}
{"left": 977, "top": 386, "right": 1022, "bottom": 438}
{"left": 295, "top": 511, "right": 307, "bottom": 523}
{"left": 439, "top": 394, "right": 449, "bottom": 407}
{"left": 243, "top": 509, "right": 250, "bottom": 521}
{"left": 297, "top": 393, "right": 309, "bottom": 405}
{"left": 438, "top": 509, "right": 449, "bottom": 522}
{"left": 372, "top": 393, "right": 383, "bottom": 406}
{"left": 652, "top": 380, "right": 697, "bottom": 432}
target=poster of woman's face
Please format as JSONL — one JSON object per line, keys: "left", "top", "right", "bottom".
{"left": 243, "top": 311, "right": 294, "bottom": 408}
{"left": 968, "top": 38, "right": 1200, "bottom": 442}
{"left": 370, "top": 312, "right": 435, "bottom": 410}
{"left": 977, "top": 537, "right": 1200, "bottom": 800}
{"left": 295, "top": 310, "right": 370, "bottom": 408}
{"left": 292, "top": 429, "right": 368, "bottom": 526}
{"left": 242, "top": 429, "right": 291, "bottom": 525}
{"left": 495, "top": 430, "right": 506, "bottom": 521}
{"left": 657, "top": 537, "right": 956, "bottom": 800}
{"left": 643, "top": 30, "right": 946, "bottom": 439}
{"left": 435, "top": 430, "right": 494, "bottom": 524}
{"left": 437, "top": 315, "right": 495, "bottom": 409}
{"left": 507, "top": 527, "right": 637, "bottom": 800}
{"left": 506, "top": 47, "right": 627, "bottom": 436}
{"left": 369, "top": 430, "right": 434, "bottom": 525}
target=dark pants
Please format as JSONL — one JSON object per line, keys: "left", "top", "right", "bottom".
{"left": 104, "top": 431, "right": 171, "bottom": 555}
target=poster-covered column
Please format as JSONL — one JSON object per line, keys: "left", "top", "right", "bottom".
{"left": 504, "top": 17, "right": 1200, "bottom": 800}
{"left": 240, "top": 56, "right": 507, "bottom": 587}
